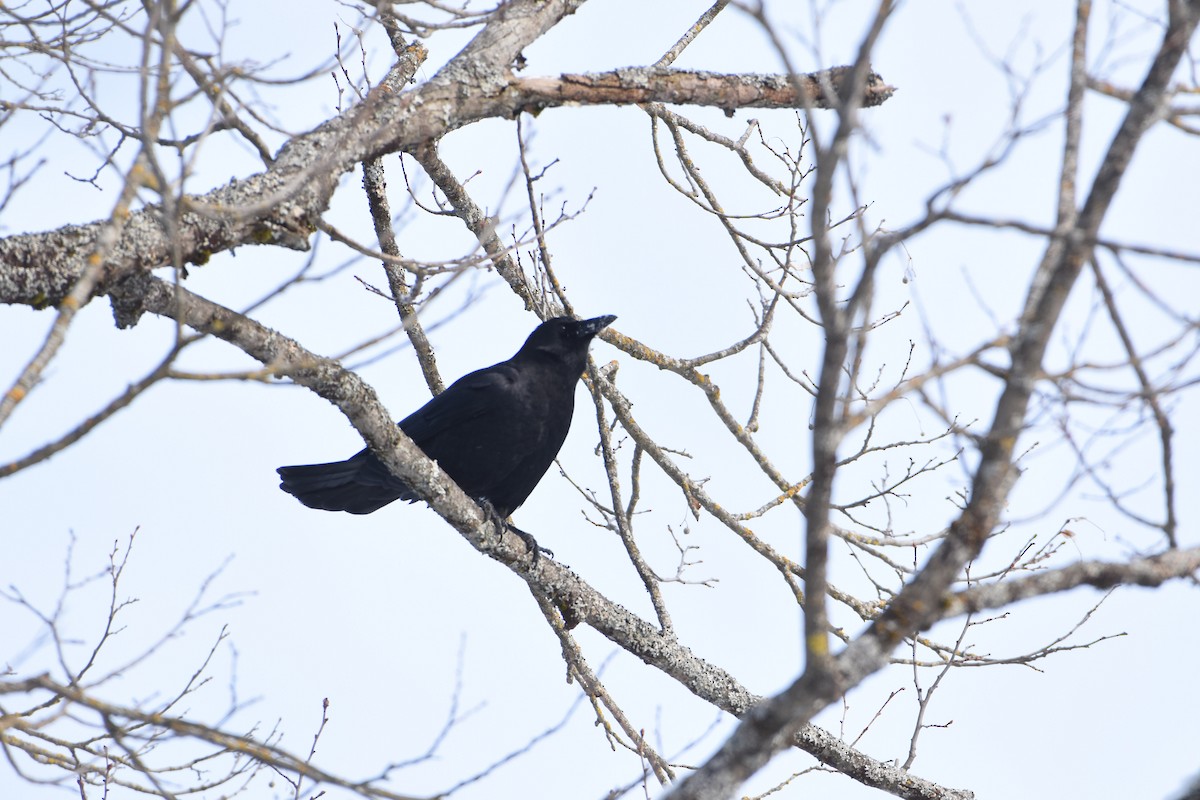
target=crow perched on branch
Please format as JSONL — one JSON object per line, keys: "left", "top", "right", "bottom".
{"left": 277, "top": 315, "right": 616, "bottom": 545}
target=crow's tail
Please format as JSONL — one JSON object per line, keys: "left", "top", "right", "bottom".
{"left": 277, "top": 452, "right": 408, "bottom": 514}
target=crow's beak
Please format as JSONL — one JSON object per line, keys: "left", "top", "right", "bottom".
{"left": 575, "top": 314, "right": 617, "bottom": 338}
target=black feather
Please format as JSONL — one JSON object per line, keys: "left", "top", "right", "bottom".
{"left": 277, "top": 314, "right": 616, "bottom": 519}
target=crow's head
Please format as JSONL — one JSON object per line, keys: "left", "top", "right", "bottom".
{"left": 518, "top": 314, "right": 616, "bottom": 365}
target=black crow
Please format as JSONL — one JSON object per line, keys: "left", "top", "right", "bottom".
{"left": 277, "top": 315, "right": 616, "bottom": 541}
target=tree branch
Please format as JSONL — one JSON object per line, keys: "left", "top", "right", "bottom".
{"left": 0, "top": 58, "right": 892, "bottom": 314}
{"left": 944, "top": 547, "right": 1200, "bottom": 617}
{"left": 510, "top": 66, "right": 895, "bottom": 115}
{"left": 103, "top": 269, "right": 964, "bottom": 800}
{"left": 663, "top": 4, "right": 1200, "bottom": 797}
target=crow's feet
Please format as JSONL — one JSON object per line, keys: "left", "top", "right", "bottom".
{"left": 507, "top": 522, "right": 554, "bottom": 563}
{"left": 478, "top": 499, "right": 553, "bottom": 563}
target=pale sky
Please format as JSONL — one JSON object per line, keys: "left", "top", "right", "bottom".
{"left": 2, "top": 2, "right": 1197, "bottom": 799}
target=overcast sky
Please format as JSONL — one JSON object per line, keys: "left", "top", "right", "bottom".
{"left": 2, "top": 2, "right": 1198, "bottom": 798}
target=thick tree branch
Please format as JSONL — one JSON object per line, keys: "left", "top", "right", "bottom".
{"left": 0, "top": 60, "right": 892, "bottom": 315}
{"left": 944, "top": 547, "right": 1200, "bottom": 617}
{"left": 510, "top": 66, "right": 895, "bottom": 114}
{"left": 108, "top": 270, "right": 963, "bottom": 800}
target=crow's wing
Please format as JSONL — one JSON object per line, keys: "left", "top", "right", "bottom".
{"left": 343, "top": 364, "right": 529, "bottom": 499}
{"left": 397, "top": 364, "right": 519, "bottom": 446}
{"left": 398, "top": 361, "right": 570, "bottom": 514}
